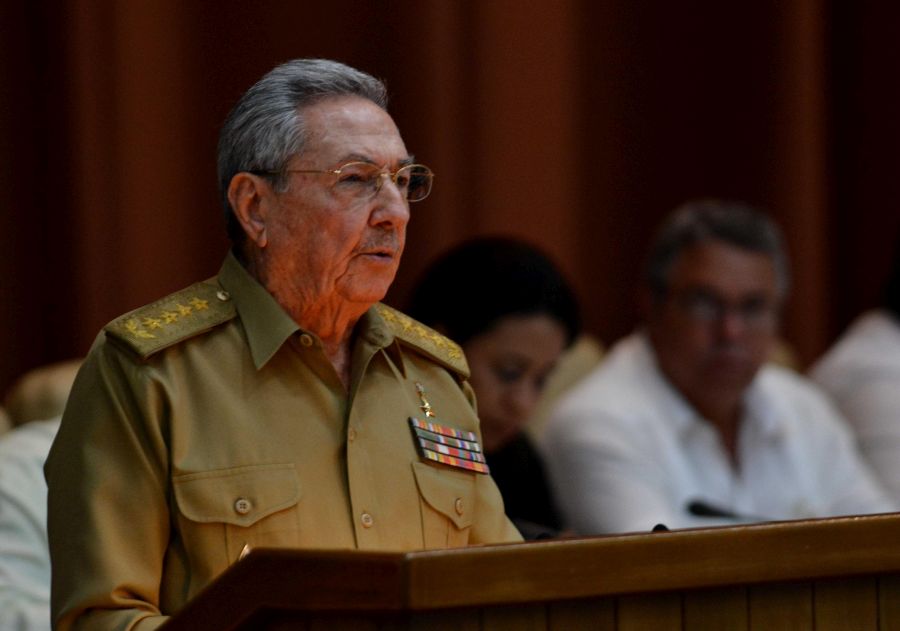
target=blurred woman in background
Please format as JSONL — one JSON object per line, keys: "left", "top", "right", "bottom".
{"left": 407, "top": 237, "right": 580, "bottom": 538}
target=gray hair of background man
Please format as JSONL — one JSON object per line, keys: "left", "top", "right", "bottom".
{"left": 217, "top": 58, "right": 389, "bottom": 251}
{"left": 644, "top": 199, "right": 791, "bottom": 300}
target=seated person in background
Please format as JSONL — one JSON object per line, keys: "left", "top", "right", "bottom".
{"left": 526, "top": 334, "right": 604, "bottom": 439}
{"left": 811, "top": 234, "right": 900, "bottom": 501}
{"left": 540, "top": 200, "right": 894, "bottom": 535}
{"left": 407, "top": 237, "right": 581, "bottom": 538}
{"left": 4, "top": 359, "right": 81, "bottom": 429}
{"left": 0, "top": 360, "right": 80, "bottom": 631}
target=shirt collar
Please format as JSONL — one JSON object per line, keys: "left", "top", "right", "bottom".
{"left": 217, "top": 252, "right": 402, "bottom": 371}
{"left": 633, "top": 332, "right": 698, "bottom": 434}
{"left": 217, "top": 251, "right": 299, "bottom": 369}
{"left": 353, "top": 304, "right": 406, "bottom": 375}
{"left": 741, "top": 373, "right": 782, "bottom": 437}
{"left": 636, "top": 331, "right": 782, "bottom": 439}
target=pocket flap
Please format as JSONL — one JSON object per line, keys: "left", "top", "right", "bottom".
{"left": 173, "top": 463, "right": 300, "bottom": 527}
{"left": 412, "top": 462, "right": 475, "bottom": 529}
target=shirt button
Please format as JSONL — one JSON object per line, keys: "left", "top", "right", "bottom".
{"left": 299, "top": 333, "right": 314, "bottom": 347}
{"left": 234, "top": 497, "right": 252, "bottom": 515}
{"left": 348, "top": 427, "right": 357, "bottom": 442}
{"left": 216, "top": 289, "right": 231, "bottom": 301}
{"left": 455, "top": 497, "right": 464, "bottom": 515}
{"left": 361, "top": 512, "right": 374, "bottom": 528}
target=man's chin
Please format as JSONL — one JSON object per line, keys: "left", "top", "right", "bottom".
{"left": 341, "top": 277, "right": 395, "bottom": 306}
{"left": 703, "top": 360, "right": 760, "bottom": 390}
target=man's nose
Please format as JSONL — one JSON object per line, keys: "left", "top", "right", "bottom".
{"left": 508, "top": 382, "right": 541, "bottom": 419}
{"left": 716, "top": 308, "right": 747, "bottom": 340}
{"left": 371, "top": 177, "right": 410, "bottom": 226}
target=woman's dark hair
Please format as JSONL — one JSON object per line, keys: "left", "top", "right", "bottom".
{"left": 406, "top": 237, "right": 580, "bottom": 347}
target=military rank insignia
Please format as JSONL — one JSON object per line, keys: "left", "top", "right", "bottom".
{"left": 409, "top": 417, "right": 490, "bottom": 474}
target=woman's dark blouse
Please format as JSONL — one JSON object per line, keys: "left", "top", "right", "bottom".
{"left": 486, "top": 432, "right": 562, "bottom": 539}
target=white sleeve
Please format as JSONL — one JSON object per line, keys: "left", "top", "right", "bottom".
{"left": 0, "top": 430, "right": 53, "bottom": 631}
{"left": 803, "top": 386, "right": 897, "bottom": 516}
{"left": 540, "top": 409, "right": 688, "bottom": 535}
{"left": 830, "top": 376, "right": 900, "bottom": 502}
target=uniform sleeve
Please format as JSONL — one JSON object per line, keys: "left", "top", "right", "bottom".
{"left": 44, "top": 339, "right": 172, "bottom": 631}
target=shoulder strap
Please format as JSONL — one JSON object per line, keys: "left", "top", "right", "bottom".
{"left": 375, "top": 304, "right": 469, "bottom": 378}
{"left": 104, "top": 281, "right": 236, "bottom": 359}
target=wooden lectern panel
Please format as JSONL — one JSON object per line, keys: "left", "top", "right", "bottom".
{"left": 162, "top": 512, "right": 900, "bottom": 630}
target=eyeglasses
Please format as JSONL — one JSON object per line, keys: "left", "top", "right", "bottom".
{"left": 255, "top": 162, "right": 434, "bottom": 203}
{"left": 672, "top": 289, "right": 779, "bottom": 331}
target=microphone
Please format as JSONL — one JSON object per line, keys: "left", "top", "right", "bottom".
{"left": 686, "top": 500, "right": 768, "bottom": 523}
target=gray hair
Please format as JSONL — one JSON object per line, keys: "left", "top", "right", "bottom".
{"left": 645, "top": 199, "right": 791, "bottom": 298}
{"left": 217, "top": 58, "right": 389, "bottom": 248}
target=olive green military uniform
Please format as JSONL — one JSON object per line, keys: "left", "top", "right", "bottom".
{"left": 45, "top": 253, "right": 521, "bottom": 631}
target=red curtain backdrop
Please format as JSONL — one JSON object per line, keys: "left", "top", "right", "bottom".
{"left": 2, "top": 0, "right": 899, "bottom": 392}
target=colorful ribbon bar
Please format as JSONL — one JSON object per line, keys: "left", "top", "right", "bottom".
{"left": 412, "top": 426, "right": 482, "bottom": 453}
{"left": 409, "top": 417, "right": 489, "bottom": 475}
{"left": 421, "top": 449, "right": 490, "bottom": 474}
{"left": 418, "top": 437, "right": 487, "bottom": 463}
{"left": 410, "top": 417, "right": 479, "bottom": 443}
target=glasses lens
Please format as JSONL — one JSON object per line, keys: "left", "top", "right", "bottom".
{"left": 333, "top": 163, "right": 381, "bottom": 198}
{"left": 403, "top": 165, "right": 433, "bottom": 202}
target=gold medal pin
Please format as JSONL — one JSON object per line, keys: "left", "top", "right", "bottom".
{"left": 415, "top": 382, "right": 436, "bottom": 417}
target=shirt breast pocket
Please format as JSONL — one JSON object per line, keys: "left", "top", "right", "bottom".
{"left": 411, "top": 461, "right": 475, "bottom": 548}
{"left": 173, "top": 463, "right": 301, "bottom": 578}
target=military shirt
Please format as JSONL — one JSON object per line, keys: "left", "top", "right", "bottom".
{"left": 45, "top": 252, "right": 521, "bottom": 631}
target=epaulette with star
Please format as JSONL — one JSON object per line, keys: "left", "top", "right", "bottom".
{"left": 375, "top": 304, "right": 469, "bottom": 378}
{"left": 104, "top": 281, "right": 236, "bottom": 359}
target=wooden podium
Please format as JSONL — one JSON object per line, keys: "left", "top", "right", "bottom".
{"left": 162, "top": 512, "right": 900, "bottom": 630}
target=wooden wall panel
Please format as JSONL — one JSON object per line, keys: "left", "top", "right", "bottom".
{"left": 547, "top": 598, "right": 615, "bottom": 631}
{"left": 748, "top": 583, "right": 813, "bottom": 630}
{"left": 683, "top": 587, "right": 748, "bottom": 630}
{"left": 814, "top": 577, "right": 878, "bottom": 631}
{"left": 5, "top": 3, "right": 900, "bottom": 398}
{"left": 617, "top": 593, "right": 682, "bottom": 630}
{"left": 878, "top": 575, "right": 900, "bottom": 630}
{"left": 480, "top": 603, "right": 547, "bottom": 630}
{"left": 409, "top": 609, "right": 481, "bottom": 631}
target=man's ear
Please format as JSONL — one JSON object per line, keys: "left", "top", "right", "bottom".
{"left": 227, "top": 173, "right": 273, "bottom": 248}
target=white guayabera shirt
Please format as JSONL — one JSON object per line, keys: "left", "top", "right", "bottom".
{"left": 540, "top": 333, "right": 895, "bottom": 535}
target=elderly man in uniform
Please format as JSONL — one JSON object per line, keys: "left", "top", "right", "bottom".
{"left": 45, "top": 59, "right": 521, "bottom": 630}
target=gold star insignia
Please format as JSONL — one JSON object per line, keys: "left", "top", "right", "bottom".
{"left": 143, "top": 317, "right": 162, "bottom": 330}
{"left": 125, "top": 318, "right": 155, "bottom": 339}
{"left": 177, "top": 303, "right": 193, "bottom": 316}
{"left": 189, "top": 298, "right": 209, "bottom": 310}
{"left": 161, "top": 311, "right": 179, "bottom": 324}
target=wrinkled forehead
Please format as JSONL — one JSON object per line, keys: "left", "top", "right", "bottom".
{"left": 298, "top": 95, "right": 409, "bottom": 166}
